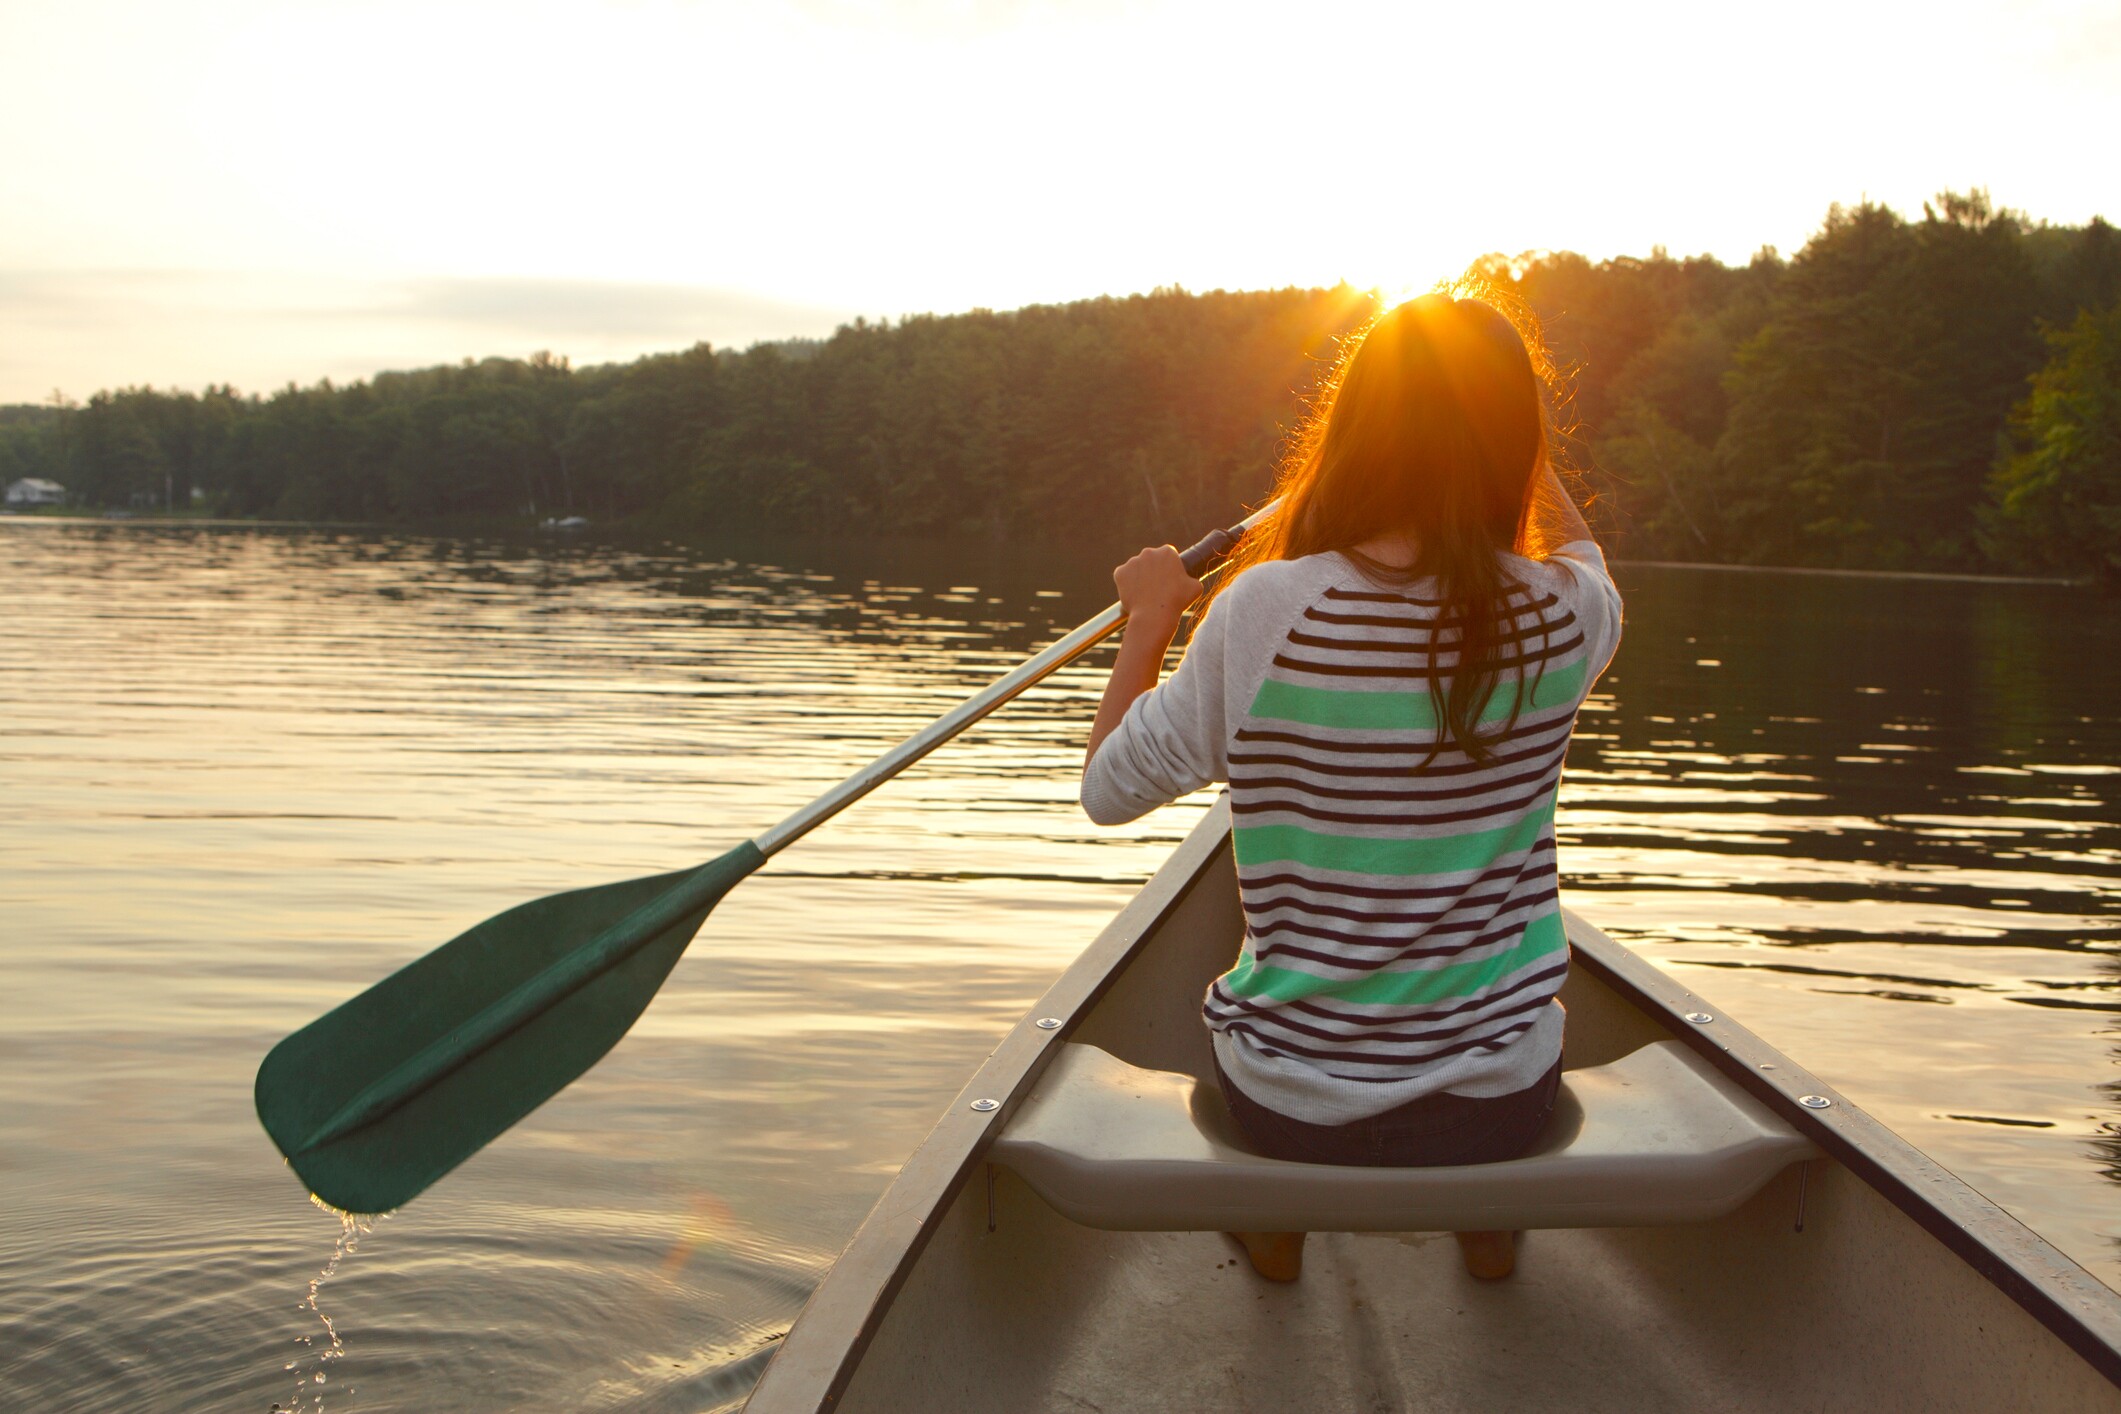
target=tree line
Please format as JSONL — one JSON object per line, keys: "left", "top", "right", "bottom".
{"left": 4, "top": 192, "right": 2116, "bottom": 582}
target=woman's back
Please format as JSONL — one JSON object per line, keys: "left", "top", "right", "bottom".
{"left": 1082, "top": 538, "right": 1620, "bottom": 1121}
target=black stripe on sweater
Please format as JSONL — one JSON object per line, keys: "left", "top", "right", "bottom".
{"left": 1318, "top": 1022, "right": 1537, "bottom": 1080}
{"left": 1230, "top": 770, "right": 1563, "bottom": 827}
{"left": 1205, "top": 986, "right": 1558, "bottom": 1054}
{"left": 1209, "top": 957, "right": 1571, "bottom": 1036}
{"left": 1229, "top": 734, "right": 1570, "bottom": 785}
{"left": 1219, "top": 1016, "right": 1538, "bottom": 1072}
{"left": 1244, "top": 863, "right": 1558, "bottom": 927}
{"left": 1248, "top": 877, "right": 1559, "bottom": 940}
{"left": 1244, "top": 903, "right": 1560, "bottom": 974}
{"left": 1323, "top": 585, "right": 1544, "bottom": 610}
{"left": 1231, "top": 715, "right": 1574, "bottom": 760}
{"left": 1274, "top": 630, "right": 1583, "bottom": 681}
{"left": 1323, "top": 584, "right": 1536, "bottom": 609}
{"left": 1229, "top": 754, "right": 1565, "bottom": 805}
{"left": 1277, "top": 958, "right": 1572, "bottom": 1029}
{"left": 1236, "top": 840, "right": 1555, "bottom": 903}
{"left": 1250, "top": 893, "right": 1559, "bottom": 969}
{"left": 1306, "top": 590, "right": 1560, "bottom": 628}
{"left": 1285, "top": 611, "right": 1577, "bottom": 656}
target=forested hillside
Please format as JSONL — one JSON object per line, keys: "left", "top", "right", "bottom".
{"left": 5, "top": 193, "right": 2117, "bottom": 580}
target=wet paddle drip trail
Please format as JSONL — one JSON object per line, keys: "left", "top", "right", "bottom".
{"left": 0, "top": 521, "right": 2114, "bottom": 1411}
{"left": 278, "top": 1203, "right": 378, "bottom": 1414}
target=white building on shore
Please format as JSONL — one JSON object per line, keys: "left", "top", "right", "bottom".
{"left": 5, "top": 478, "right": 66, "bottom": 508}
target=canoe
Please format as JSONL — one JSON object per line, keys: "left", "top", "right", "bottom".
{"left": 743, "top": 799, "right": 2121, "bottom": 1411}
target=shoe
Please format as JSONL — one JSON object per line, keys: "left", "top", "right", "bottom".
{"left": 1453, "top": 1230, "right": 1516, "bottom": 1280}
{"left": 1229, "top": 1231, "right": 1306, "bottom": 1282}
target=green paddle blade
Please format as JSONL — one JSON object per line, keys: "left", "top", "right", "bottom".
{"left": 255, "top": 843, "right": 765, "bottom": 1213}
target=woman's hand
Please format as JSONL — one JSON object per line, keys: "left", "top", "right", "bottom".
{"left": 1113, "top": 545, "right": 1204, "bottom": 632}
{"left": 1083, "top": 546, "right": 1203, "bottom": 774}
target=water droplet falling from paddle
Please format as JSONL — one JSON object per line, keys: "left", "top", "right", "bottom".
{"left": 283, "top": 1197, "right": 382, "bottom": 1413}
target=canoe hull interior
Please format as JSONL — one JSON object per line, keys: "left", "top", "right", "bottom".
{"left": 746, "top": 802, "right": 2121, "bottom": 1412}
{"left": 837, "top": 1158, "right": 2098, "bottom": 1412}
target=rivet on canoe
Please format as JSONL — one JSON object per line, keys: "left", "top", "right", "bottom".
{"left": 1684, "top": 1012, "right": 1714, "bottom": 1024}
{"left": 1035, "top": 1018, "right": 1062, "bottom": 1030}
{"left": 1799, "top": 1095, "right": 1833, "bottom": 1110}
{"left": 970, "top": 1098, "right": 1000, "bottom": 1113}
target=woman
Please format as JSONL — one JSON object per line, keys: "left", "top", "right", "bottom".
{"left": 1079, "top": 291, "right": 1622, "bottom": 1284}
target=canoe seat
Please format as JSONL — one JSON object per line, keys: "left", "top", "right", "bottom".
{"left": 990, "top": 1040, "right": 1819, "bottom": 1232}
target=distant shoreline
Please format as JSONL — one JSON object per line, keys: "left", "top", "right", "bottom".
{"left": 1613, "top": 559, "right": 2081, "bottom": 588}
{"left": 4, "top": 513, "right": 2091, "bottom": 589}
{"left": 0, "top": 512, "right": 383, "bottom": 530}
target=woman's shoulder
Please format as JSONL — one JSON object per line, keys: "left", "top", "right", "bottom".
{"left": 1216, "top": 552, "right": 1358, "bottom": 613}
{"left": 1241, "top": 549, "right": 1369, "bottom": 589}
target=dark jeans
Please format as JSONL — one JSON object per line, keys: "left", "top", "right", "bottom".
{"left": 1214, "top": 1055, "right": 1563, "bottom": 1169}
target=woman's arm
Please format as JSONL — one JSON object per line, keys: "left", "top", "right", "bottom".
{"left": 1523, "top": 464, "right": 1594, "bottom": 556}
{"left": 1528, "top": 462, "right": 1623, "bottom": 674}
{"left": 1082, "top": 545, "right": 1203, "bottom": 774}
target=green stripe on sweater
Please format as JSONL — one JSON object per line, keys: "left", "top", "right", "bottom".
{"left": 1222, "top": 908, "right": 1566, "bottom": 1005}
{"left": 1233, "top": 797, "right": 1553, "bottom": 875}
{"left": 1249, "top": 659, "right": 1586, "bottom": 731}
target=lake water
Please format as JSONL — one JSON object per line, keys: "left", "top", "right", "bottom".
{"left": 1, "top": 520, "right": 2115, "bottom": 1412}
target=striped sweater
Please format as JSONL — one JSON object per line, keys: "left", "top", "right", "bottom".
{"left": 1082, "top": 541, "right": 1622, "bottom": 1123}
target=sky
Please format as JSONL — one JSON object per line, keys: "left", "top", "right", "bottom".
{"left": 3, "top": 0, "right": 2117, "bottom": 404}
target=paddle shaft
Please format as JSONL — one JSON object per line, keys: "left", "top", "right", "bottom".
{"left": 750, "top": 507, "right": 1273, "bottom": 858}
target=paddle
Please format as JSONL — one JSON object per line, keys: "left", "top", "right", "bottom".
{"left": 255, "top": 507, "right": 1270, "bottom": 1213}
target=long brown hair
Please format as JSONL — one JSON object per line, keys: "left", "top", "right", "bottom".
{"left": 1207, "top": 285, "right": 1568, "bottom": 762}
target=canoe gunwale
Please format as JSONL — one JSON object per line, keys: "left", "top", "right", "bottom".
{"left": 740, "top": 798, "right": 1239, "bottom": 1413}
{"left": 1565, "top": 914, "right": 2121, "bottom": 1390}
{"left": 743, "top": 800, "right": 2121, "bottom": 1408}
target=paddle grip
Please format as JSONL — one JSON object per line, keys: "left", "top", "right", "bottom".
{"left": 1177, "top": 521, "right": 1247, "bottom": 577}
